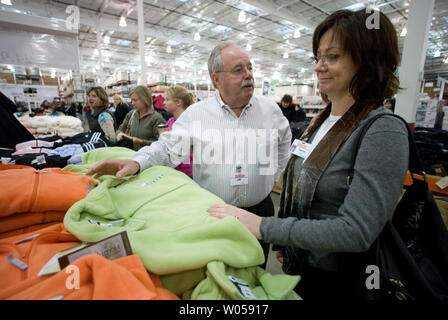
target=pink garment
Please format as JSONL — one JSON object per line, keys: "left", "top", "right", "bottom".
{"left": 167, "top": 117, "right": 193, "bottom": 178}
{"left": 153, "top": 95, "right": 166, "bottom": 110}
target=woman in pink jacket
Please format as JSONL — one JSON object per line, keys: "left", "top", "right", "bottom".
{"left": 164, "top": 85, "right": 195, "bottom": 178}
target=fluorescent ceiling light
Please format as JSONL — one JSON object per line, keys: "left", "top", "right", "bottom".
{"left": 194, "top": 32, "right": 201, "bottom": 41}
{"left": 246, "top": 43, "right": 252, "bottom": 51}
{"left": 211, "top": 25, "right": 232, "bottom": 33}
{"left": 291, "top": 48, "right": 305, "bottom": 54}
{"left": 104, "top": 35, "right": 110, "bottom": 45}
{"left": 293, "top": 29, "right": 301, "bottom": 38}
{"left": 273, "top": 26, "right": 294, "bottom": 35}
{"left": 238, "top": 11, "right": 246, "bottom": 23}
{"left": 93, "top": 48, "right": 99, "bottom": 56}
{"left": 400, "top": 27, "right": 407, "bottom": 37}
{"left": 434, "top": 50, "right": 441, "bottom": 57}
{"left": 283, "top": 52, "right": 289, "bottom": 59}
{"left": 166, "top": 40, "right": 180, "bottom": 46}
{"left": 1, "top": 0, "right": 12, "bottom": 5}
{"left": 115, "top": 39, "right": 132, "bottom": 46}
{"left": 119, "top": 16, "right": 127, "bottom": 27}
{"left": 166, "top": 46, "right": 172, "bottom": 53}
{"left": 342, "top": 3, "right": 366, "bottom": 11}
{"left": 51, "top": 68, "right": 56, "bottom": 78}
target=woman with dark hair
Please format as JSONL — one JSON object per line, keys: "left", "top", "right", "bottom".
{"left": 87, "top": 87, "right": 116, "bottom": 142}
{"left": 208, "top": 9, "right": 409, "bottom": 300}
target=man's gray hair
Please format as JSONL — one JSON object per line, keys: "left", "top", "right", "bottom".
{"left": 208, "top": 40, "right": 237, "bottom": 88}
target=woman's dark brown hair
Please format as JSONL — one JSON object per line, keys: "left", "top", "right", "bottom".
{"left": 87, "top": 87, "right": 109, "bottom": 108}
{"left": 312, "top": 9, "right": 400, "bottom": 105}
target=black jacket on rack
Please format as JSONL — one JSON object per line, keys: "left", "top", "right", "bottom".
{"left": 0, "top": 91, "right": 34, "bottom": 149}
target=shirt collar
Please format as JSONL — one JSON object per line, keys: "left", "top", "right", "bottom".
{"left": 215, "top": 93, "right": 253, "bottom": 116}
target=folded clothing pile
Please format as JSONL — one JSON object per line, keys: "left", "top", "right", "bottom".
{"left": 17, "top": 115, "right": 84, "bottom": 138}
{"left": 62, "top": 147, "right": 301, "bottom": 300}
{"left": 0, "top": 223, "right": 179, "bottom": 300}
{"left": 0, "top": 164, "right": 98, "bottom": 238}
{"left": 3, "top": 132, "right": 109, "bottom": 169}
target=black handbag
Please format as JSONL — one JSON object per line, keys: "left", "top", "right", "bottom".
{"left": 340, "top": 113, "right": 448, "bottom": 301}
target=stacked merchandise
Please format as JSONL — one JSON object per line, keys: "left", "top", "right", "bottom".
{"left": 16, "top": 115, "right": 84, "bottom": 138}
{"left": 413, "top": 127, "right": 448, "bottom": 176}
{"left": 0, "top": 223, "right": 178, "bottom": 300}
{"left": 1, "top": 97, "right": 301, "bottom": 300}
{"left": 2, "top": 132, "right": 109, "bottom": 168}
{"left": 0, "top": 164, "right": 97, "bottom": 239}
{"left": 0, "top": 147, "right": 302, "bottom": 300}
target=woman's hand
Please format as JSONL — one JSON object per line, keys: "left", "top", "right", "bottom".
{"left": 207, "top": 204, "right": 262, "bottom": 240}
{"left": 116, "top": 132, "right": 125, "bottom": 141}
{"left": 132, "top": 137, "right": 143, "bottom": 145}
{"left": 276, "top": 251, "right": 284, "bottom": 264}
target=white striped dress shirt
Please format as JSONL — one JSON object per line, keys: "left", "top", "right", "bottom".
{"left": 132, "top": 94, "right": 292, "bottom": 207}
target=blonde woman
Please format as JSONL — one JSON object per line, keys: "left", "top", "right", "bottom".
{"left": 164, "top": 85, "right": 195, "bottom": 177}
{"left": 116, "top": 85, "right": 166, "bottom": 151}
{"left": 112, "top": 94, "right": 131, "bottom": 128}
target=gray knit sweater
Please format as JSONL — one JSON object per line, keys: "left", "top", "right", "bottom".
{"left": 260, "top": 107, "right": 409, "bottom": 272}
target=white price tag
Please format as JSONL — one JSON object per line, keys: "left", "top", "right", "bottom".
{"left": 36, "top": 155, "right": 46, "bottom": 165}
{"left": 436, "top": 176, "right": 448, "bottom": 190}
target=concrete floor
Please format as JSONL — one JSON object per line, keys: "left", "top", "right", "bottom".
{"left": 265, "top": 191, "right": 284, "bottom": 275}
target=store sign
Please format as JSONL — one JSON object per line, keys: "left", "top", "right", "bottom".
{"left": 0, "top": 25, "right": 79, "bottom": 71}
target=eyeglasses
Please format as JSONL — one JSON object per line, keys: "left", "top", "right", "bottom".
{"left": 217, "top": 64, "right": 253, "bottom": 76}
{"left": 312, "top": 54, "right": 341, "bottom": 65}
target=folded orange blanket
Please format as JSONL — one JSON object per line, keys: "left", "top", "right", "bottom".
{"left": 0, "top": 165, "right": 97, "bottom": 218}
{"left": 0, "top": 223, "right": 179, "bottom": 300}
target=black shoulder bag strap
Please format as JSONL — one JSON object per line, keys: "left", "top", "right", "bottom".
{"left": 347, "top": 113, "right": 424, "bottom": 187}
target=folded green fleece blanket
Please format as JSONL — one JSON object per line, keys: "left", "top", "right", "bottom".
{"left": 63, "top": 148, "right": 265, "bottom": 294}
{"left": 63, "top": 146, "right": 136, "bottom": 180}
{"left": 64, "top": 147, "right": 301, "bottom": 298}
{"left": 184, "top": 261, "right": 301, "bottom": 300}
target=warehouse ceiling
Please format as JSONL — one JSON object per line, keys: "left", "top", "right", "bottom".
{"left": 1, "top": 0, "right": 448, "bottom": 85}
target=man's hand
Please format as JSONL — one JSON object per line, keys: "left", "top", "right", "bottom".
{"left": 86, "top": 159, "right": 140, "bottom": 179}
{"left": 207, "top": 203, "right": 262, "bottom": 240}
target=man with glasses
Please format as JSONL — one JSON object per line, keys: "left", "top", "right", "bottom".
{"left": 87, "top": 41, "right": 292, "bottom": 267}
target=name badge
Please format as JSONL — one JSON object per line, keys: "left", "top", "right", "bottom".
{"left": 231, "top": 165, "right": 248, "bottom": 186}
{"left": 289, "top": 139, "right": 312, "bottom": 159}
